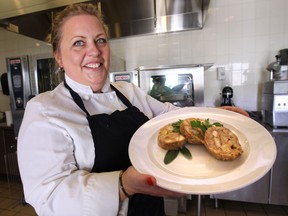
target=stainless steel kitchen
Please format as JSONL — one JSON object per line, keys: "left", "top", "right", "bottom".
{"left": 0, "top": 0, "right": 288, "bottom": 216}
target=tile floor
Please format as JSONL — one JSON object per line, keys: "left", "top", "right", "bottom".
{"left": 0, "top": 177, "right": 288, "bottom": 216}
{"left": 0, "top": 177, "right": 36, "bottom": 216}
{"left": 184, "top": 196, "right": 288, "bottom": 216}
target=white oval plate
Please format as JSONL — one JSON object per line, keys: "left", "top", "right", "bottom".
{"left": 129, "top": 107, "right": 277, "bottom": 194}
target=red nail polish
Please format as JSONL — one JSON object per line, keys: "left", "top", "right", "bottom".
{"left": 146, "top": 177, "right": 155, "bottom": 186}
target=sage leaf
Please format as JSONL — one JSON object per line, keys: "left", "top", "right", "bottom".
{"left": 180, "top": 146, "right": 192, "bottom": 160}
{"left": 164, "top": 150, "right": 179, "bottom": 164}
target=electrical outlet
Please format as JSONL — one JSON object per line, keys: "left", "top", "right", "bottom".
{"left": 217, "top": 67, "right": 225, "bottom": 80}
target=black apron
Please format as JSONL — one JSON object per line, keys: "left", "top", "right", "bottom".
{"left": 64, "top": 80, "right": 165, "bottom": 216}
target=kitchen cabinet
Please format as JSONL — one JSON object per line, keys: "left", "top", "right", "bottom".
{"left": 0, "top": 125, "right": 19, "bottom": 179}
{"left": 212, "top": 172, "right": 271, "bottom": 204}
{"left": 212, "top": 127, "right": 288, "bottom": 206}
{"left": 270, "top": 132, "right": 288, "bottom": 205}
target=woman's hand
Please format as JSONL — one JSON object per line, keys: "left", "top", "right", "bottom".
{"left": 218, "top": 106, "right": 250, "bottom": 117}
{"left": 119, "top": 166, "right": 184, "bottom": 201}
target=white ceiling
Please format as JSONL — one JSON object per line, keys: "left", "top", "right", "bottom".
{"left": 0, "top": 0, "right": 90, "bottom": 20}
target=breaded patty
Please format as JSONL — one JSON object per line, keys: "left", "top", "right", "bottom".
{"left": 204, "top": 126, "right": 243, "bottom": 161}
{"left": 158, "top": 124, "right": 187, "bottom": 150}
{"left": 180, "top": 118, "right": 205, "bottom": 145}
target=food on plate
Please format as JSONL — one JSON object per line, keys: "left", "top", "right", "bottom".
{"left": 180, "top": 118, "right": 206, "bottom": 145}
{"left": 158, "top": 117, "right": 243, "bottom": 162}
{"left": 204, "top": 126, "right": 243, "bottom": 161}
{"left": 158, "top": 123, "right": 187, "bottom": 150}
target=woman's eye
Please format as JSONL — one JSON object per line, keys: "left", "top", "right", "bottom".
{"left": 96, "top": 38, "right": 107, "bottom": 46}
{"left": 74, "top": 40, "right": 84, "bottom": 47}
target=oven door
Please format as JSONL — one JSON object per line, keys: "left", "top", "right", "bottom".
{"left": 149, "top": 74, "right": 194, "bottom": 107}
{"left": 137, "top": 65, "right": 205, "bottom": 107}
{"left": 28, "top": 53, "right": 62, "bottom": 96}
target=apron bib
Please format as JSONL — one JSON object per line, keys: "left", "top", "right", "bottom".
{"left": 64, "top": 80, "right": 165, "bottom": 216}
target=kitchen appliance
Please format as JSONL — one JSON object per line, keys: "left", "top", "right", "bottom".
{"left": 6, "top": 54, "right": 62, "bottom": 137}
{"left": 279, "top": 48, "right": 288, "bottom": 65}
{"left": 220, "top": 86, "right": 234, "bottom": 106}
{"left": 109, "top": 64, "right": 210, "bottom": 107}
{"left": 262, "top": 80, "right": 288, "bottom": 128}
{"left": 266, "top": 49, "right": 288, "bottom": 81}
{"left": 136, "top": 64, "right": 211, "bottom": 107}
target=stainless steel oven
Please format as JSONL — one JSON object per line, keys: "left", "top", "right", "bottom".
{"left": 110, "top": 64, "right": 211, "bottom": 107}
{"left": 6, "top": 53, "right": 63, "bottom": 137}
{"left": 136, "top": 64, "right": 210, "bottom": 107}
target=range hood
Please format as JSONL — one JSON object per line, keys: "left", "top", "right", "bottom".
{"left": 0, "top": 0, "right": 90, "bottom": 41}
{"left": 0, "top": 0, "right": 210, "bottom": 42}
{"left": 101, "top": 0, "right": 210, "bottom": 39}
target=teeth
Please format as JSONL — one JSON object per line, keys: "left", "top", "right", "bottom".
{"left": 85, "top": 63, "right": 101, "bottom": 68}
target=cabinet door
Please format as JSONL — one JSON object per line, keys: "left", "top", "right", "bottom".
{"left": 0, "top": 129, "right": 6, "bottom": 174}
{"left": 0, "top": 128, "right": 19, "bottom": 176}
{"left": 270, "top": 133, "right": 288, "bottom": 205}
{"left": 212, "top": 172, "right": 270, "bottom": 204}
{"left": 3, "top": 128, "right": 17, "bottom": 154}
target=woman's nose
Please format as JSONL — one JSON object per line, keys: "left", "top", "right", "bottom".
{"left": 87, "top": 42, "right": 101, "bottom": 57}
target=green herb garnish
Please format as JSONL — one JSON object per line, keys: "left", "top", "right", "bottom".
{"left": 180, "top": 146, "right": 192, "bottom": 159}
{"left": 171, "top": 119, "right": 183, "bottom": 133}
{"left": 164, "top": 149, "right": 179, "bottom": 164}
{"left": 190, "top": 118, "right": 223, "bottom": 133}
{"left": 164, "top": 146, "right": 192, "bottom": 164}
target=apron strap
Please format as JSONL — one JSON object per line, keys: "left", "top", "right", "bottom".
{"left": 110, "top": 84, "right": 133, "bottom": 108}
{"left": 64, "top": 79, "right": 90, "bottom": 116}
{"left": 64, "top": 79, "right": 133, "bottom": 115}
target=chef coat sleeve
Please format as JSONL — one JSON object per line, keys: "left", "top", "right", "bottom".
{"left": 17, "top": 100, "right": 122, "bottom": 216}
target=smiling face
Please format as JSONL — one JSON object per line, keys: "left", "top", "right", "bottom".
{"left": 54, "top": 14, "right": 110, "bottom": 92}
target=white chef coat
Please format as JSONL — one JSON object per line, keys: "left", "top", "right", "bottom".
{"left": 17, "top": 74, "right": 179, "bottom": 216}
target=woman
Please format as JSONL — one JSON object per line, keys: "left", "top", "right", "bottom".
{"left": 17, "top": 3, "right": 249, "bottom": 216}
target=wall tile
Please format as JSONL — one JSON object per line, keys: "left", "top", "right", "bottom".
{"left": 255, "top": 0, "right": 269, "bottom": 19}
{"left": 1, "top": 0, "right": 287, "bottom": 111}
{"left": 242, "top": 20, "right": 256, "bottom": 37}
{"left": 242, "top": 2, "right": 256, "bottom": 21}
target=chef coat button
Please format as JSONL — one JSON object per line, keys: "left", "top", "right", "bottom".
{"left": 110, "top": 95, "right": 115, "bottom": 99}
{"left": 84, "top": 95, "right": 90, "bottom": 100}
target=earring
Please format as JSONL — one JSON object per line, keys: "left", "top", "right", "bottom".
{"left": 55, "top": 66, "right": 64, "bottom": 74}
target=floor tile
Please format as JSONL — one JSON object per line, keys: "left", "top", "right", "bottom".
{"left": 0, "top": 179, "right": 288, "bottom": 216}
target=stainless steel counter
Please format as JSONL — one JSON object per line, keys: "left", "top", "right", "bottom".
{"left": 248, "top": 111, "right": 288, "bottom": 133}
{"left": 212, "top": 111, "right": 288, "bottom": 206}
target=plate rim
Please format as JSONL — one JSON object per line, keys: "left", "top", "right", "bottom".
{"left": 129, "top": 107, "right": 277, "bottom": 194}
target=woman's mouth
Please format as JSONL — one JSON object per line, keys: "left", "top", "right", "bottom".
{"left": 85, "top": 63, "right": 102, "bottom": 68}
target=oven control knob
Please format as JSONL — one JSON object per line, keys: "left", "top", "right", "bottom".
{"left": 15, "top": 97, "right": 23, "bottom": 108}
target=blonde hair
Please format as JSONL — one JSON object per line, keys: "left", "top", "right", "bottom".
{"left": 47, "top": 3, "right": 109, "bottom": 52}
